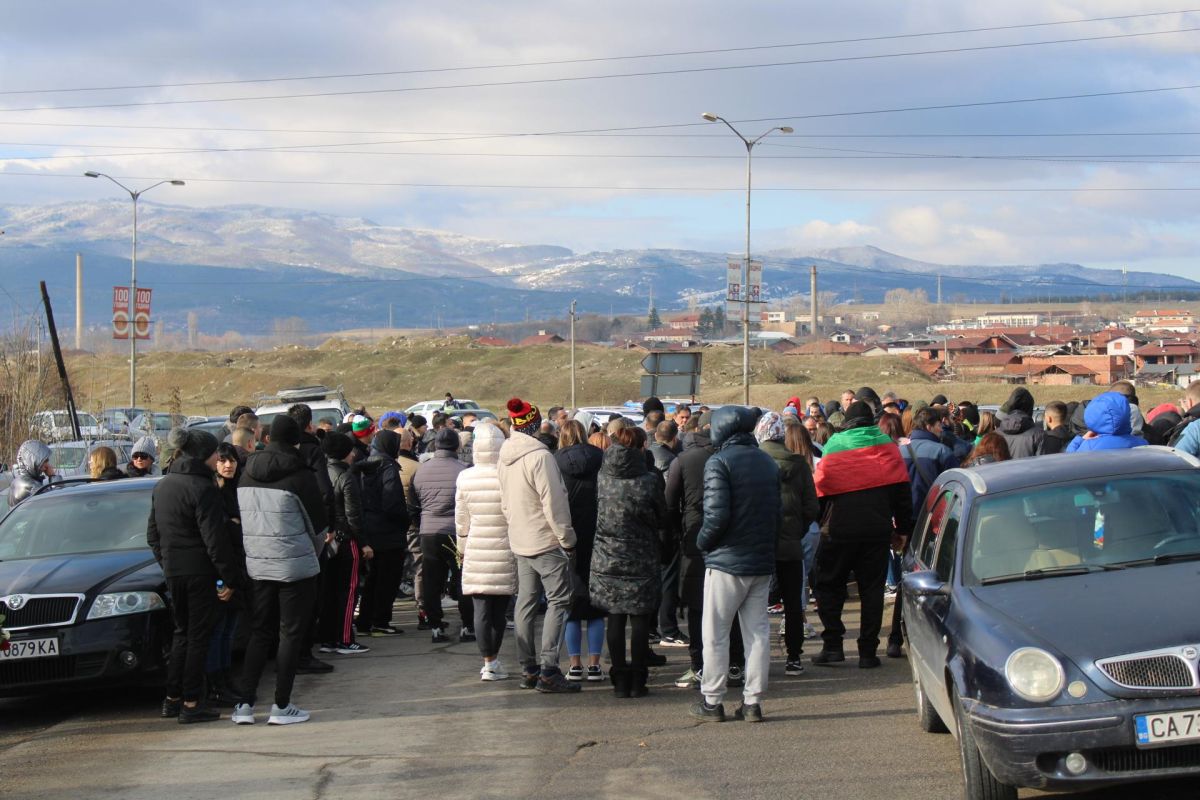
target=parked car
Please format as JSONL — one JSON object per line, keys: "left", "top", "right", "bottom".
{"left": 0, "top": 478, "right": 172, "bottom": 696}
{"left": 183, "top": 415, "right": 229, "bottom": 440}
{"left": 255, "top": 385, "right": 350, "bottom": 431}
{"left": 31, "top": 410, "right": 109, "bottom": 442}
{"left": 98, "top": 407, "right": 148, "bottom": 438}
{"left": 444, "top": 409, "right": 497, "bottom": 424}
{"left": 902, "top": 447, "right": 1200, "bottom": 799}
{"left": 405, "top": 398, "right": 481, "bottom": 417}
{"left": 48, "top": 440, "right": 135, "bottom": 478}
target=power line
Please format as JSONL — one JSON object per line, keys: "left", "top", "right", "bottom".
{"left": 4, "top": 8, "right": 1194, "bottom": 96}
{"left": 2, "top": 26, "right": 1196, "bottom": 113}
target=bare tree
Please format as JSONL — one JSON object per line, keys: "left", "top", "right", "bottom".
{"left": 0, "top": 317, "right": 58, "bottom": 466}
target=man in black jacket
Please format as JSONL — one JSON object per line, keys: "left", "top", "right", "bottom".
{"left": 147, "top": 427, "right": 241, "bottom": 724}
{"left": 288, "top": 403, "right": 337, "bottom": 672}
{"left": 1038, "top": 401, "right": 1073, "bottom": 455}
{"left": 320, "top": 433, "right": 371, "bottom": 654}
{"left": 356, "top": 429, "right": 411, "bottom": 636}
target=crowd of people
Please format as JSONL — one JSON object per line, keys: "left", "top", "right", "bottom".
{"left": 5, "top": 376, "right": 1195, "bottom": 725}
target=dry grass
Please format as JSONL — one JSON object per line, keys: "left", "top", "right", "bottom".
{"left": 61, "top": 339, "right": 1184, "bottom": 417}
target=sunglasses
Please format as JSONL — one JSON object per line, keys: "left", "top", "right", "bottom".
{"left": 131, "top": 453, "right": 153, "bottom": 461}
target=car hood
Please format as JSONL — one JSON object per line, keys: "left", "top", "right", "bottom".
{"left": 971, "top": 562, "right": 1200, "bottom": 662}
{"left": 0, "top": 549, "right": 158, "bottom": 597}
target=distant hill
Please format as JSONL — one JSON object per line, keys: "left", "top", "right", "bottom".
{"left": 1, "top": 201, "right": 1194, "bottom": 334}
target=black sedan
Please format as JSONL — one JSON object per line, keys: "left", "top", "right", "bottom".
{"left": 0, "top": 478, "right": 171, "bottom": 695}
{"left": 902, "top": 447, "right": 1200, "bottom": 799}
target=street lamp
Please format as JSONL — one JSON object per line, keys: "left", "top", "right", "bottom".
{"left": 84, "top": 171, "right": 184, "bottom": 408}
{"left": 701, "top": 113, "right": 792, "bottom": 405}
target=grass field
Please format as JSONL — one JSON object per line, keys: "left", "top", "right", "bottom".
{"left": 60, "top": 337, "right": 1186, "bottom": 418}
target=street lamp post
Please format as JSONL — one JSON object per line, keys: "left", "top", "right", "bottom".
{"left": 701, "top": 113, "right": 792, "bottom": 405}
{"left": 84, "top": 172, "right": 184, "bottom": 408}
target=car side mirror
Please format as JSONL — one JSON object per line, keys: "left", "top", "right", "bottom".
{"left": 903, "top": 569, "right": 950, "bottom": 597}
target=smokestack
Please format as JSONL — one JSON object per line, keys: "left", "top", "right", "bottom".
{"left": 810, "top": 265, "right": 819, "bottom": 338}
{"left": 75, "top": 253, "right": 83, "bottom": 351}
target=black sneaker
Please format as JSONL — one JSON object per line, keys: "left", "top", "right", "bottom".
{"left": 417, "top": 613, "right": 431, "bottom": 631}
{"left": 812, "top": 650, "right": 845, "bottom": 666}
{"left": 646, "top": 649, "right": 667, "bottom": 667}
{"left": 296, "top": 656, "right": 335, "bottom": 674}
{"left": 459, "top": 627, "right": 476, "bottom": 643}
{"left": 728, "top": 666, "right": 744, "bottom": 687}
{"left": 178, "top": 705, "right": 221, "bottom": 724}
{"left": 519, "top": 669, "right": 540, "bottom": 690}
{"left": 318, "top": 642, "right": 338, "bottom": 654}
{"left": 161, "top": 697, "right": 182, "bottom": 718}
{"left": 886, "top": 641, "right": 904, "bottom": 659}
{"left": 537, "top": 669, "right": 581, "bottom": 693}
{"left": 733, "top": 703, "right": 764, "bottom": 723}
{"left": 659, "top": 633, "right": 689, "bottom": 647}
{"left": 785, "top": 659, "right": 805, "bottom": 676}
{"left": 648, "top": 631, "right": 662, "bottom": 645}
{"left": 431, "top": 627, "right": 449, "bottom": 643}
{"left": 689, "top": 700, "right": 726, "bottom": 722}
{"left": 371, "top": 625, "right": 402, "bottom": 637}
{"left": 859, "top": 655, "right": 882, "bottom": 669}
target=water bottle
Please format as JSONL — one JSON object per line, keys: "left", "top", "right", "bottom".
{"left": 1093, "top": 509, "right": 1105, "bottom": 550}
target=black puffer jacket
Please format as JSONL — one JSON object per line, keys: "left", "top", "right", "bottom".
{"left": 758, "top": 439, "right": 819, "bottom": 562}
{"left": 556, "top": 443, "right": 605, "bottom": 620}
{"left": 696, "top": 407, "right": 781, "bottom": 576}
{"left": 1039, "top": 424, "right": 1073, "bottom": 455}
{"left": 664, "top": 429, "right": 714, "bottom": 557}
{"left": 589, "top": 443, "right": 665, "bottom": 615}
{"left": 327, "top": 458, "right": 364, "bottom": 545}
{"left": 298, "top": 429, "right": 336, "bottom": 528}
{"left": 146, "top": 455, "right": 243, "bottom": 586}
{"left": 359, "top": 430, "right": 410, "bottom": 551}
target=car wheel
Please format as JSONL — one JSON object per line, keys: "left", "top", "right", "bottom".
{"left": 952, "top": 686, "right": 1017, "bottom": 800}
{"left": 910, "top": 656, "right": 948, "bottom": 734}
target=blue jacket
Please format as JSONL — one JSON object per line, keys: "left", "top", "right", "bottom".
{"left": 696, "top": 406, "right": 782, "bottom": 576}
{"left": 1066, "top": 392, "right": 1148, "bottom": 453}
{"left": 901, "top": 429, "right": 959, "bottom": 510}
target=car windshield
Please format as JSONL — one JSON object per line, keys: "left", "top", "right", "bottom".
{"left": 49, "top": 412, "right": 98, "bottom": 428}
{"left": 0, "top": 486, "right": 154, "bottom": 559}
{"left": 968, "top": 471, "right": 1200, "bottom": 584}
{"left": 50, "top": 446, "right": 87, "bottom": 469}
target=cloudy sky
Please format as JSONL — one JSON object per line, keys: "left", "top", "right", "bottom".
{"left": 3, "top": 2, "right": 1200, "bottom": 276}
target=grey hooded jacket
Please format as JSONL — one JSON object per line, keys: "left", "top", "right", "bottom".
{"left": 7, "top": 440, "right": 52, "bottom": 507}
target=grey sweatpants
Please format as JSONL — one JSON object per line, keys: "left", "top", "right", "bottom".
{"left": 700, "top": 569, "right": 771, "bottom": 707}
{"left": 515, "top": 549, "right": 573, "bottom": 673}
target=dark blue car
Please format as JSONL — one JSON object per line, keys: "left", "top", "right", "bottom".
{"left": 902, "top": 447, "right": 1200, "bottom": 799}
{"left": 0, "top": 478, "right": 171, "bottom": 695}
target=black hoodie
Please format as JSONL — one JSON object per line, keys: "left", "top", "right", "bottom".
{"left": 239, "top": 443, "right": 328, "bottom": 536}
{"left": 665, "top": 428, "right": 714, "bottom": 557}
{"left": 998, "top": 387, "right": 1044, "bottom": 458}
{"left": 358, "top": 430, "right": 409, "bottom": 551}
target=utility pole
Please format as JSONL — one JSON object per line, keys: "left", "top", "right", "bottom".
{"left": 937, "top": 274, "right": 943, "bottom": 305}
{"left": 569, "top": 299, "right": 577, "bottom": 409}
{"left": 810, "top": 265, "right": 819, "bottom": 338}
{"left": 388, "top": 302, "right": 394, "bottom": 329}
{"left": 75, "top": 253, "right": 84, "bottom": 351}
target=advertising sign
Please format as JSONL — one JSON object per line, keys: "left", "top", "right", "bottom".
{"left": 112, "top": 286, "right": 129, "bottom": 340}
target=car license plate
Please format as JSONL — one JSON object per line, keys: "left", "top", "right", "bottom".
{"left": 1135, "top": 710, "right": 1200, "bottom": 747}
{"left": 0, "top": 637, "right": 60, "bottom": 661}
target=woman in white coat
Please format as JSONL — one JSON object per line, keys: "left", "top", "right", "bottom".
{"left": 455, "top": 421, "right": 517, "bottom": 680}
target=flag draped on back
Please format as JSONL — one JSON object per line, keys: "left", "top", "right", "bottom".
{"left": 814, "top": 425, "right": 910, "bottom": 498}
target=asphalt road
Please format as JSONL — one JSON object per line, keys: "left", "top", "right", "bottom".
{"left": 1, "top": 598, "right": 1198, "bottom": 800}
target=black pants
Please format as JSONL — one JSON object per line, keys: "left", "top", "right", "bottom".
{"left": 165, "top": 575, "right": 220, "bottom": 703}
{"left": 811, "top": 538, "right": 890, "bottom": 657}
{"left": 239, "top": 576, "right": 318, "bottom": 709}
{"left": 775, "top": 559, "right": 807, "bottom": 660}
{"left": 472, "top": 595, "right": 510, "bottom": 658}
{"left": 319, "top": 540, "right": 362, "bottom": 645}
{"left": 359, "top": 548, "right": 404, "bottom": 631}
{"left": 889, "top": 582, "right": 904, "bottom": 647}
{"left": 607, "top": 612, "right": 652, "bottom": 669}
{"left": 421, "top": 534, "right": 473, "bottom": 630}
{"left": 658, "top": 548, "right": 683, "bottom": 637}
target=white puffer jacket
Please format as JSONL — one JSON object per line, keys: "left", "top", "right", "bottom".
{"left": 456, "top": 423, "right": 517, "bottom": 596}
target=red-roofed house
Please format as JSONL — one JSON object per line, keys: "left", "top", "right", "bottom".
{"left": 1133, "top": 339, "right": 1200, "bottom": 370}
{"left": 519, "top": 330, "right": 565, "bottom": 346}
{"left": 786, "top": 340, "right": 866, "bottom": 356}
{"left": 1128, "top": 309, "right": 1195, "bottom": 334}
{"left": 473, "top": 336, "right": 512, "bottom": 347}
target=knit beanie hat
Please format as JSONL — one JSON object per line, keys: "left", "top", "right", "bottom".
{"left": 435, "top": 427, "right": 461, "bottom": 451}
{"left": 841, "top": 401, "right": 875, "bottom": 430}
{"left": 321, "top": 431, "right": 355, "bottom": 460}
{"left": 270, "top": 414, "right": 302, "bottom": 447}
{"left": 642, "top": 396, "right": 665, "bottom": 416}
{"left": 379, "top": 410, "right": 407, "bottom": 429}
{"left": 350, "top": 415, "right": 374, "bottom": 440}
{"left": 167, "top": 427, "right": 219, "bottom": 461}
{"left": 507, "top": 397, "right": 542, "bottom": 435}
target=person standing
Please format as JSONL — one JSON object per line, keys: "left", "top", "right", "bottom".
{"left": 233, "top": 415, "right": 328, "bottom": 726}
{"left": 320, "top": 432, "right": 371, "bottom": 655}
{"left": 456, "top": 422, "right": 517, "bottom": 680}
{"left": 591, "top": 426, "right": 666, "bottom": 698}
{"left": 7, "top": 440, "right": 55, "bottom": 507}
{"left": 205, "top": 443, "right": 248, "bottom": 707}
{"left": 1065, "top": 392, "right": 1148, "bottom": 452}
{"left": 690, "top": 407, "right": 781, "bottom": 724}
{"left": 411, "top": 427, "right": 471, "bottom": 643}
{"left": 147, "top": 428, "right": 241, "bottom": 723}
{"left": 810, "top": 402, "right": 913, "bottom": 670}
{"left": 497, "top": 397, "right": 580, "bottom": 694}
{"left": 125, "top": 436, "right": 160, "bottom": 477}
{"left": 996, "top": 387, "right": 1045, "bottom": 458}
{"left": 356, "top": 429, "right": 411, "bottom": 636}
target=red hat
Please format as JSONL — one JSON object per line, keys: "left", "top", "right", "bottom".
{"left": 507, "top": 397, "right": 541, "bottom": 434}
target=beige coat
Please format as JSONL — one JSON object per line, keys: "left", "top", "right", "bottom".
{"left": 497, "top": 430, "right": 577, "bottom": 556}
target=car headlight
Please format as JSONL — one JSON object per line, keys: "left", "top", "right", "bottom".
{"left": 1005, "top": 647, "right": 1065, "bottom": 702}
{"left": 86, "top": 591, "right": 166, "bottom": 620}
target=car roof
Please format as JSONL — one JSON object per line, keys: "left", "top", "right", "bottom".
{"left": 941, "top": 446, "right": 1200, "bottom": 496}
{"left": 14, "top": 476, "right": 158, "bottom": 507}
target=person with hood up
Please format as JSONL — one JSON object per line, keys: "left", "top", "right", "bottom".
{"left": 1065, "top": 392, "right": 1148, "bottom": 452}
{"left": 355, "top": 428, "right": 411, "bottom": 637}
{"left": 497, "top": 397, "right": 579, "bottom": 694}
{"left": 146, "top": 427, "right": 241, "bottom": 724}
{"left": 690, "top": 406, "right": 781, "bottom": 724}
{"left": 555, "top": 419, "right": 607, "bottom": 683}
{"left": 319, "top": 432, "right": 371, "bottom": 655}
{"left": 754, "top": 412, "right": 819, "bottom": 677}
{"left": 233, "top": 415, "right": 328, "bottom": 726}
{"left": 7, "top": 440, "right": 55, "bottom": 507}
{"left": 456, "top": 422, "right": 516, "bottom": 681}
{"left": 997, "top": 387, "right": 1045, "bottom": 458}
{"left": 411, "top": 427, "right": 471, "bottom": 644}
{"left": 125, "top": 436, "right": 160, "bottom": 477}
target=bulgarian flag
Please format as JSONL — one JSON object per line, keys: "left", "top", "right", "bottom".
{"left": 814, "top": 425, "right": 910, "bottom": 498}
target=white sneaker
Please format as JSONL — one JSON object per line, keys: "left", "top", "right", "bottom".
{"left": 232, "top": 703, "right": 255, "bottom": 725}
{"left": 267, "top": 703, "right": 310, "bottom": 725}
{"left": 481, "top": 659, "right": 509, "bottom": 681}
